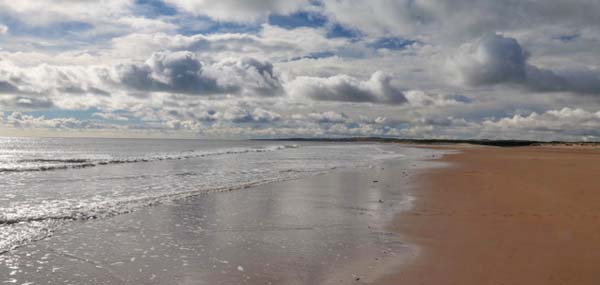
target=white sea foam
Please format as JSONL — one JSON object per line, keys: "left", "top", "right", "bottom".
{"left": 0, "top": 144, "right": 299, "bottom": 173}
{"left": 0, "top": 139, "right": 409, "bottom": 253}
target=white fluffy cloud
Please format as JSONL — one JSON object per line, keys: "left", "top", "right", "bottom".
{"left": 306, "top": 111, "right": 349, "bottom": 124}
{"left": 4, "top": 112, "right": 89, "bottom": 129}
{"left": 0, "top": 51, "right": 284, "bottom": 106}
{"left": 287, "top": 71, "right": 407, "bottom": 104}
{"left": 482, "top": 108, "right": 600, "bottom": 140}
{"left": 222, "top": 106, "right": 281, "bottom": 123}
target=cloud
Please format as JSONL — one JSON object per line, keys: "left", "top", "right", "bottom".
{"left": 404, "top": 90, "right": 472, "bottom": 107}
{"left": 319, "top": 0, "right": 600, "bottom": 41}
{"left": 0, "top": 51, "right": 284, "bottom": 110}
{"left": 321, "top": 0, "right": 432, "bottom": 37}
{"left": 5, "top": 111, "right": 88, "bottom": 129}
{"left": 163, "top": 0, "right": 307, "bottom": 22}
{"left": 307, "top": 111, "right": 348, "bottom": 124}
{"left": 287, "top": 71, "right": 407, "bottom": 104}
{"left": 0, "top": 1, "right": 132, "bottom": 26}
{"left": 0, "top": 96, "right": 54, "bottom": 109}
{"left": 1, "top": 0, "right": 600, "bottom": 140}
{"left": 449, "top": 34, "right": 600, "bottom": 95}
{"left": 482, "top": 108, "right": 600, "bottom": 140}
{"left": 0, "top": 80, "right": 20, "bottom": 93}
{"left": 116, "top": 51, "right": 226, "bottom": 94}
{"left": 222, "top": 106, "right": 281, "bottom": 123}
{"left": 449, "top": 34, "right": 528, "bottom": 86}
{"left": 92, "top": 112, "right": 129, "bottom": 121}
{"left": 109, "top": 24, "right": 348, "bottom": 63}
{"left": 207, "top": 57, "right": 283, "bottom": 97}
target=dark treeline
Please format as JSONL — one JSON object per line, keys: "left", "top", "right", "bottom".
{"left": 254, "top": 137, "right": 600, "bottom": 147}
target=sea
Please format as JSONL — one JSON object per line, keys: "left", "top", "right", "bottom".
{"left": 0, "top": 136, "right": 425, "bottom": 254}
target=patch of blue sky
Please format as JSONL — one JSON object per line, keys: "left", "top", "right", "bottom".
{"left": 326, "top": 23, "right": 362, "bottom": 40}
{"left": 27, "top": 108, "right": 99, "bottom": 120}
{"left": 27, "top": 109, "right": 142, "bottom": 124}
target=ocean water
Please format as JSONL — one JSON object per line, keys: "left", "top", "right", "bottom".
{"left": 0, "top": 137, "right": 415, "bottom": 253}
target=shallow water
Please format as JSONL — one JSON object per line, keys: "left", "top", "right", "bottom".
{"left": 0, "top": 137, "right": 416, "bottom": 254}
{"left": 0, "top": 150, "right": 443, "bottom": 284}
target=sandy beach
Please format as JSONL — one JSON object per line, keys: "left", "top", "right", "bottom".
{"left": 3, "top": 144, "right": 600, "bottom": 284}
{"left": 381, "top": 145, "right": 600, "bottom": 284}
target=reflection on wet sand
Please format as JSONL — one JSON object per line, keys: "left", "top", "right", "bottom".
{"left": 1, "top": 147, "right": 444, "bottom": 284}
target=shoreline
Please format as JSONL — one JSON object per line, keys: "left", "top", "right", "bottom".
{"left": 1, "top": 145, "right": 443, "bottom": 284}
{"left": 379, "top": 145, "right": 600, "bottom": 284}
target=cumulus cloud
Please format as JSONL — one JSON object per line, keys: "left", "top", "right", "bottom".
{"left": 0, "top": 24, "right": 8, "bottom": 35}
{"left": 306, "top": 111, "right": 349, "bottom": 124}
{"left": 284, "top": 111, "right": 402, "bottom": 137}
{"left": 404, "top": 90, "right": 472, "bottom": 107}
{"left": 287, "top": 72, "right": 472, "bottom": 106}
{"left": 116, "top": 51, "right": 225, "bottom": 94}
{"left": 0, "top": 51, "right": 284, "bottom": 113}
{"left": 449, "top": 34, "right": 528, "bottom": 86}
{"left": 482, "top": 108, "right": 600, "bottom": 140}
{"left": 449, "top": 34, "right": 600, "bottom": 95}
{"left": 5, "top": 112, "right": 89, "bottom": 129}
{"left": 287, "top": 71, "right": 407, "bottom": 104}
{"left": 116, "top": 51, "right": 284, "bottom": 96}
{"left": 222, "top": 106, "right": 281, "bottom": 123}
{"left": 207, "top": 57, "right": 283, "bottom": 97}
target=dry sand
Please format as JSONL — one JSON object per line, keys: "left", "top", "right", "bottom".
{"left": 380, "top": 146, "right": 600, "bottom": 284}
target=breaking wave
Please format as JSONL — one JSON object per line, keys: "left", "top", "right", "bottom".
{"left": 0, "top": 144, "right": 299, "bottom": 173}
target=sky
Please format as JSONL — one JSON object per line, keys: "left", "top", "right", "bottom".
{"left": 0, "top": 0, "right": 599, "bottom": 140}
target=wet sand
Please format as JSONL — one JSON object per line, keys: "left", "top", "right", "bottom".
{"left": 381, "top": 146, "right": 600, "bottom": 284}
{"left": 0, "top": 147, "right": 443, "bottom": 284}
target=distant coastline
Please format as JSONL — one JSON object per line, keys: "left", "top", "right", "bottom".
{"left": 253, "top": 137, "right": 600, "bottom": 147}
